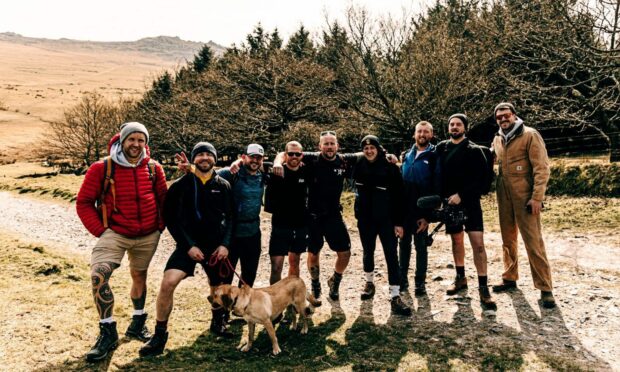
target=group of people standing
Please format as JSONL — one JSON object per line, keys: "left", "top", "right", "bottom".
{"left": 76, "top": 102, "right": 555, "bottom": 362}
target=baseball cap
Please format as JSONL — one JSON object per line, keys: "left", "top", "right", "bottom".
{"left": 246, "top": 144, "right": 264, "bottom": 156}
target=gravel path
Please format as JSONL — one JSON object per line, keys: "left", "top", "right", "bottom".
{"left": 1, "top": 191, "right": 619, "bottom": 369}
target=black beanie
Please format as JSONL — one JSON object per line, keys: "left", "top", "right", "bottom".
{"left": 448, "top": 113, "right": 469, "bottom": 130}
{"left": 191, "top": 142, "right": 217, "bottom": 162}
{"left": 360, "top": 135, "right": 381, "bottom": 150}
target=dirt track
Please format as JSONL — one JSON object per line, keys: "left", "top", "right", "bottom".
{"left": 1, "top": 191, "right": 619, "bottom": 370}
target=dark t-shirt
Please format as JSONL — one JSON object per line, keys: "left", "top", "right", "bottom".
{"left": 303, "top": 152, "right": 360, "bottom": 216}
{"left": 265, "top": 166, "right": 309, "bottom": 229}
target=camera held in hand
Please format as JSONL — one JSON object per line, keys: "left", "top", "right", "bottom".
{"left": 416, "top": 195, "right": 469, "bottom": 246}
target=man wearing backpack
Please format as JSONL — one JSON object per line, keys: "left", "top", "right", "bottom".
{"left": 76, "top": 122, "right": 167, "bottom": 362}
{"left": 491, "top": 102, "right": 555, "bottom": 309}
{"left": 436, "top": 114, "right": 496, "bottom": 309}
{"left": 399, "top": 121, "right": 441, "bottom": 296}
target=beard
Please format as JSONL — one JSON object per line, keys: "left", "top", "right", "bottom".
{"left": 449, "top": 132, "right": 464, "bottom": 139}
{"left": 195, "top": 161, "right": 213, "bottom": 173}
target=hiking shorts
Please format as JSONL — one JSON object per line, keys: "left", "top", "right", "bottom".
{"left": 445, "top": 200, "right": 484, "bottom": 234}
{"left": 269, "top": 225, "right": 308, "bottom": 256}
{"left": 308, "top": 214, "right": 351, "bottom": 254}
{"left": 91, "top": 229, "right": 160, "bottom": 271}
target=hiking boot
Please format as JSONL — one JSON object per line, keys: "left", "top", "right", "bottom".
{"left": 541, "top": 291, "right": 556, "bottom": 309}
{"left": 210, "top": 309, "right": 233, "bottom": 338}
{"left": 446, "top": 276, "right": 468, "bottom": 295}
{"left": 414, "top": 276, "right": 426, "bottom": 296}
{"left": 86, "top": 322, "right": 119, "bottom": 362}
{"left": 360, "top": 282, "right": 375, "bottom": 300}
{"left": 390, "top": 296, "right": 412, "bottom": 316}
{"left": 125, "top": 313, "right": 151, "bottom": 342}
{"left": 311, "top": 280, "right": 322, "bottom": 299}
{"left": 139, "top": 328, "right": 168, "bottom": 357}
{"left": 479, "top": 286, "right": 497, "bottom": 310}
{"left": 492, "top": 279, "right": 517, "bottom": 293}
{"left": 327, "top": 274, "right": 341, "bottom": 301}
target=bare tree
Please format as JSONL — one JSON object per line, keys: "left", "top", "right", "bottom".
{"left": 44, "top": 92, "right": 132, "bottom": 166}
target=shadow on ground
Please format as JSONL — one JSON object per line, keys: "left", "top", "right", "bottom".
{"left": 36, "top": 289, "right": 608, "bottom": 371}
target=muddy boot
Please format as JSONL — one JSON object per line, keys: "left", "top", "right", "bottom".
{"left": 210, "top": 308, "right": 233, "bottom": 338}
{"left": 492, "top": 279, "right": 517, "bottom": 293}
{"left": 139, "top": 326, "right": 168, "bottom": 357}
{"left": 479, "top": 286, "right": 497, "bottom": 310}
{"left": 327, "top": 273, "right": 342, "bottom": 301}
{"left": 541, "top": 291, "right": 556, "bottom": 309}
{"left": 86, "top": 322, "right": 119, "bottom": 362}
{"left": 311, "top": 279, "right": 322, "bottom": 299}
{"left": 360, "top": 282, "right": 375, "bottom": 300}
{"left": 125, "top": 313, "right": 151, "bottom": 342}
{"left": 414, "top": 276, "right": 426, "bottom": 296}
{"left": 390, "top": 296, "right": 412, "bottom": 316}
{"left": 446, "top": 276, "right": 468, "bottom": 295}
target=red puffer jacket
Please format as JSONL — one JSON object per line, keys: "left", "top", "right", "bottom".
{"left": 76, "top": 140, "right": 167, "bottom": 238}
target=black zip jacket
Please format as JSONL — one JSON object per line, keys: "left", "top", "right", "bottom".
{"left": 436, "top": 138, "right": 485, "bottom": 204}
{"left": 163, "top": 173, "right": 233, "bottom": 252}
{"left": 352, "top": 156, "right": 404, "bottom": 226}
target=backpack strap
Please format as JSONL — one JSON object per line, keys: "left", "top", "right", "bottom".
{"left": 98, "top": 156, "right": 116, "bottom": 229}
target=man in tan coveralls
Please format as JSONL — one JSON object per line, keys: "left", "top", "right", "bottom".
{"left": 491, "top": 102, "right": 556, "bottom": 308}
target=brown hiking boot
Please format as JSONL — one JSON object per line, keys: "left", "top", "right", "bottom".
{"left": 446, "top": 276, "right": 468, "bottom": 295}
{"left": 360, "top": 282, "right": 375, "bottom": 300}
{"left": 492, "top": 279, "right": 517, "bottom": 293}
{"left": 479, "top": 286, "right": 497, "bottom": 310}
{"left": 390, "top": 296, "right": 412, "bottom": 316}
{"left": 541, "top": 291, "right": 556, "bottom": 309}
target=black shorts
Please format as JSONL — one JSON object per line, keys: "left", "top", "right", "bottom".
{"left": 164, "top": 247, "right": 230, "bottom": 286}
{"left": 308, "top": 214, "right": 351, "bottom": 254}
{"left": 269, "top": 225, "right": 308, "bottom": 256}
{"left": 445, "top": 200, "right": 484, "bottom": 234}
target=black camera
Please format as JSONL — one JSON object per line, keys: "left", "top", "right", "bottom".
{"left": 416, "top": 195, "right": 469, "bottom": 246}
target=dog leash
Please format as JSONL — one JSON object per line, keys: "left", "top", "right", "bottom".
{"left": 208, "top": 255, "right": 248, "bottom": 287}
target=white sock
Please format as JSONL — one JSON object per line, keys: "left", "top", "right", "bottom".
{"left": 100, "top": 316, "right": 114, "bottom": 324}
{"left": 389, "top": 285, "right": 400, "bottom": 298}
{"left": 365, "top": 271, "right": 374, "bottom": 283}
{"left": 133, "top": 309, "right": 145, "bottom": 316}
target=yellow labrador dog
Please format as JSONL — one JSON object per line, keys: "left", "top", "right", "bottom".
{"left": 208, "top": 276, "right": 321, "bottom": 355}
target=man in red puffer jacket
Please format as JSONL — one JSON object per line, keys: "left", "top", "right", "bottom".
{"left": 76, "top": 122, "right": 167, "bottom": 362}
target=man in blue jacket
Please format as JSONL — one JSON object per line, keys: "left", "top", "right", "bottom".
{"left": 399, "top": 121, "right": 441, "bottom": 295}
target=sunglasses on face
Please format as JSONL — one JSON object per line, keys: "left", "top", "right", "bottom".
{"left": 287, "top": 152, "right": 302, "bottom": 157}
{"left": 496, "top": 113, "right": 513, "bottom": 121}
{"left": 320, "top": 130, "right": 336, "bottom": 136}
{"left": 248, "top": 154, "right": 263, "bottom": 160}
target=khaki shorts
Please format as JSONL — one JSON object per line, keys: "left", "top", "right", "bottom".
{"left": 91, "top": 229, "right": 160, "bottom": 271}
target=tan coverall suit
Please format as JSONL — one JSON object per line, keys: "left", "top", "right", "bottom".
{"left": 493, "top": 124, "right": 553, "bottom": 291}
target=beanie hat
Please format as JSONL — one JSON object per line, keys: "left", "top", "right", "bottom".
{"left": 191, "top": 141, "right": 217, "bottom": 162}
{"left": 360, "top": 135, "right": 381, "bottom": 150}
{"left": 494, "top": 102, "right": 517, "bottom": 116}
{"left": 120, "top": 122, "right": 149, "bottom": 144}
{"left": 448, "top": 113, "right": 469, "bottom": 130}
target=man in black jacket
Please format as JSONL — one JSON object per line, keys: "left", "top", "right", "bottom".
{"left": 437, "top": 114, "right": 496, "bottom": 309}
{"left": 140, "top": 142, "right": 234, "bottom": 357}
{"left": 353, "top": 135, "right": 411, "bottom": 315}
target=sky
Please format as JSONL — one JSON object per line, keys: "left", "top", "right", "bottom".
{"left": 1, "top": 0, "right": 429, "bottom": 47}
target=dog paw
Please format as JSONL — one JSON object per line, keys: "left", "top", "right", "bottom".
{"left": 239, "top": 344, "right": 251, "bottom": 352}
{"left": 301, "top": 326, "right": 308, "bottom": 335}
{"left": 272, "top": 346, "right": 282, "bottom": 355}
